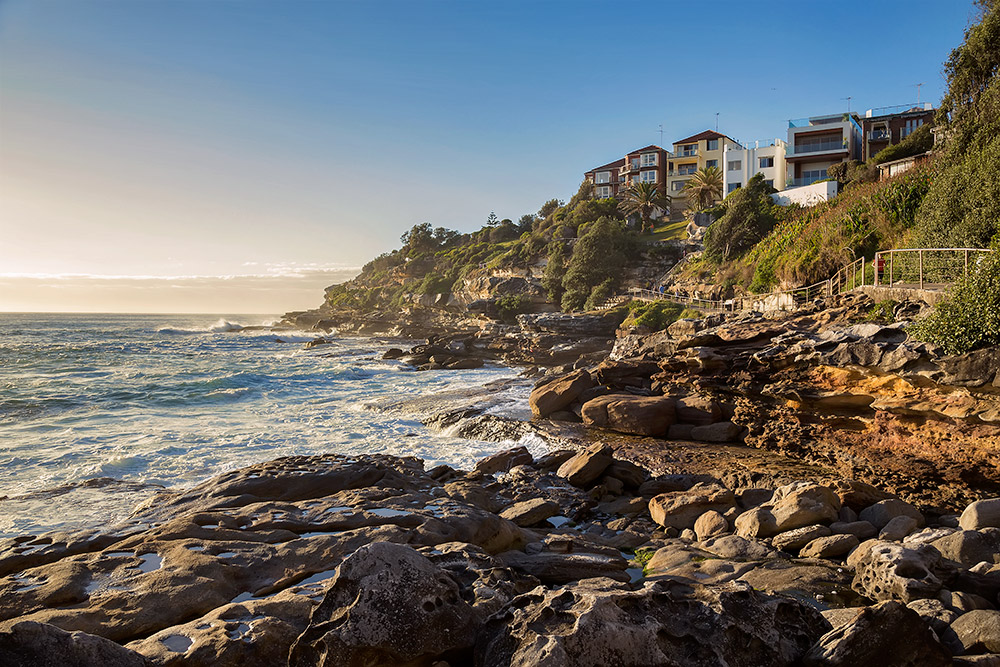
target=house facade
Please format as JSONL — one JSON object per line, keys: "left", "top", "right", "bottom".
{"left": 583, "top": 158, "right": 626, "bottom": 199}
{"left": 861, "top": 103, "right": 935, "bottom": 160}
{"left": 785, "top": 112, "right": 863, "bottom": 188}
{"left": 722, "top": 139, "right": 788, "bottom": 195}
{"left": 584, "top": 145, "right": 671, "bottom": 200}
{"left": 665, "top": 130, "right": 742, "bottom": 216}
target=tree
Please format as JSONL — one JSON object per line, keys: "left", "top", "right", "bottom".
{"left": 486, "top": 211, "right": 500, "bottom": 227}
{"left": 618, "top": 181, "right": 670, "bottom": 233}
{"left": 542, "top": 241, "right": 567, "bottom": 304}
{"left": 703, "top": 174, "right": 779, "bottom": 262}
{"left": 400, "top": 223, "right": 436, "bottom": 254}
{"left": 560, "top": 217, "right": 636, "bottom": 311}
{"left": 683, "top": 166, "right": 724, "bottom": 211}
{"left": 538, "top": 199, "right": 561, "bottom": 220}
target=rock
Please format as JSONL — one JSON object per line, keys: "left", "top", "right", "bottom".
{"left": 689, "top": 421, "right": 741, "bottom": 443}
{"left": 475, "top": 446, "right": 534, "bottom": 475}
{"left": 529, "top": 370, "right": 594, "bottom": 418}
{"left": 962, "top": 499, "right": 1000, "bottom": 531}
{"left": 859, "top": 499, "right": 925, "bottom": 531}
{"left": 0, "top": 621, "right": 151, "bottom": 667}
{"left": 734, "top": 507, "right": 780, "bottom": 539}
{"left": 737, "top": 488, "right": 773, "bottom": 510}
{"left": 932, "top": 529, "right": 1000, "bottom": 568}
{"left": 694, "top": 510, "right": 729, "bottom": 541}
{"left": 948, "top": 590, "right": 996, "bottom": 613}
{"left": 666, "top": 423, "right": 695, "bottom": 440}
{"left": 698, "top": 535, "right": 774, "bottom": 561}
{"left": 648, "top": 484, "right": 736, "bottom": 531}
{"left": 954, "top": 655, "right": 1000, "bottom": 666}
{"left": 638, "top": 474, "right": 707, "bottom": 497}
{"left": 799, "top": 534, "right": 859, "bottom": 559}
{"left": 288, "top": 542, "right": 477, "bottom": 666}
{"left": 498, "top": 551, "right": 629, "bottom": 584}
{"left": 770, "top": 482, "right": 842, "bottom": 533}
{"left": 802, "top": 600, "right": 952, "bottom": 666}
{"left": 674, "top": 395, "right": 722, "bottom": 425}
{"left": 953, "top": 610, "right": 1000, "bottom": 654}
{"left": 556, "top": 444, "right": 614, "bottom": 488}
{"left": 475, "top": 579, "right": 830, "bottom": 667}
{"left": 382, "top": 348, "right": 404, "bottom": 359}
{"left": 499, "top": 499, "right": 559, "bottom": 527}
{"left": 580, "top": 394, "right": 675, "bottom": 436}
{"left": 907, "top": 598, "right": 959, "bottom": 635}
{"left": 905, "top": 527, "right": 958, "bottom": 546}
{"left": 830, "top": 521, "right": 878, "bottom": 540}
{"left": 772, "top": 524, "right": 832, "bottom": 552}
{"left": 850, "top": 540, "right": 946, "bottom": 603}
{"left": 879, "top": 515, "right": 919, "bottom": 541}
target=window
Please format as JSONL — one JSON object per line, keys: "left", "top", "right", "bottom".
{"left": 677, "top": 144, "right": 697, "bottom": 157}
{"left": 759, "top": 157, "right": 774, "bottom": 169}
{"left": 596, "top": 171, "right": 611, "bottom": 184}
{"left": 727, "top": 183, "right": 741, "bottom": 193}
{"left": 706, "top": 159, "right": 718, "bottom": 169}
{"left": 901, "top": 118, "right": 924, "bottom": 138}
{"left": 727, "top": 160, "right": 742, "bottom": 171}
{"left": 640, "top": 170, "right": 657, "bottom": 183}
{"left": 596, "top": 186, "right": 613, "bottom": 198}
{"left": 706, "top": 139, "right": 719, "bottom": 151}
{"left": 672, "top": 180, "right": 687, "bottom": 192}
{"left": 640, "top": 153, "right": 658, "bottom": 167}
{"left": 677, "top": 164, "right": 697, "bottom": 175}
{"left": 765, "top": 179, "right": 774, "bottom": 188}
{"left": 802, "top": 169, "right": 826, "bottom": 183}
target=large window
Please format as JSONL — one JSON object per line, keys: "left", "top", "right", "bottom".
{"left": 677, "top": 164, "right": 697, "bottom": 176}
{"left": 727, "top": 160, "right": 742, "bottom": 171}
{"left": 727, "top": 183, "right": 741, "bottom": 193}
{"left": 706, "top": 159, "right": 718, "bottom": 169}
{"left": 765, "top": 179, "right": 774, "bottom": 188}
{"left": 706, "top": 139, "right": 719, "bottom": 151}
{"left": 640, "top": 170, "right": 657, "bottom": 183}
{"left": 901, "top": 118, "right": 924, "bottom": 138}
{"left": 759, "top": 157, "right": 774, "bottom": 168}
{"left": 672, "top": 180, "right": 687, "bottom": 192}
{"left": 677, "top": 144, "right": 697, "bottom": 157}
{"left": 596, "top": 186, "right": 613, "bottom": 198}
{"left": 640, "top": 153, "right": 658, "bottom": 167}
{"left": 596, "top": 171, "right": 611, "bottom": 184}
{"left": 802, "top": 168, "right": 826, "bottom": 183}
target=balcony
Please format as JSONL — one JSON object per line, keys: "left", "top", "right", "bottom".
{"left": 787, "top": 140, "right": 848, "bottom": 156}
{"left": 674, "top": 149, "right": 698, "bottom": 158}
{"left": 868, "top": 129, "right": 890, "bottom": 141}
{"left": 787, "top": 176, "right": 828, "bottom": 187}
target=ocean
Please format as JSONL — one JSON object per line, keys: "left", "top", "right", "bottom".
{"left": 0, "top": 313, "right": 539, "bottom": 539}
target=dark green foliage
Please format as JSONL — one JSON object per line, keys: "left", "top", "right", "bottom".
{"left": 494, "top": 294, "right": 530, "bottom": 323}
{"left": 703, "top": 174, "right": 779, "bottom": 262}
{"left": 418, "top": 273, "right": 456, "bottom": 295}
{"left": 542, "top": 242, "right": 567, "bottom": 303}
{"left": 622, "top": 300, "right": 684, "bottom": 331}
{"left": 909, "top": 250, "right": 1000, "bottom": 353}
{"left": 873, "top": 124, "right": 934, "bottom": 165}
{"left": 827, "top": 160, "right": 879, "bottom": 189}
{"left": 939, "top": 0, "right": 1000, "bottom": 134}
{"left": 584, "top": 278, "right": 615, "bottom": 311}
{"left": 538, "top": 199, "right": 561, "bottom": 219}
{"left": 561, "top": 218, "right": 636, "bottom": 311}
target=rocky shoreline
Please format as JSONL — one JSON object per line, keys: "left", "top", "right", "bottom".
{"left": 5, "top": 292, "right": 1000, "bottom": 665}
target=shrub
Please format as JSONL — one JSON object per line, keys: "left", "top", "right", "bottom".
{"left": 561, "top": 217, "right": 636, "bottom": 311}
{"left": 908, "top": 250, "right": 1000, "bottom": 354}
{"left": 623, "top": 300, "right": 684, "bottom": 331}
{"left": 703, "top": 174, "right": 779, "bottom": 262}
{"left": 494, "top": 294, "right": 530, "bottom": 323}
{"left": 873, "top": 124, "right": 934, "bottom": 165}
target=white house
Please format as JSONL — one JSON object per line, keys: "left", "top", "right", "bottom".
{"left": 722, "top": 139, "right": 788, "bottom": 195}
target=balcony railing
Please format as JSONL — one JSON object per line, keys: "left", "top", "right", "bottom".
{"left": 668, "top": 168, "right": 697, "bottom": 177}
{"left": 868, "top": 130, "right": 890, "bottom": 141}
{"left": 787, "top": 176, "right": 829, "bottom": 187}
{"left": 787, "top": 140, "right": 848, "bottom": 156}
{"left": 674, "top": 149, "right": 698, "bottom": 157}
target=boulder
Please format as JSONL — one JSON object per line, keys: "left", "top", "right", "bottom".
{"left": 0, "top": 621, "right": 151, "bottom": 667}
{"left": 529, "top": 370, "right": 594, "bottom": 418}
{"left": 802, "top": 600, "right": 952, "bottom": 666}
{"left": 649, "top": 485, "right": 736, "bottom": 531}
{"left": 673, "top": 395, "right": 722, "bottom": 426}
{"left": 879, "top": 515, "right": 919, "bottom": 541}
{"left": 849, "top": 540, "right": 947, "bottom": 603}
{"left": 476, "top": 446, "right": 534, "bottom": 475}
{"left": 556, "top": 444, "right": 614, "bottom": 488}
{"left": 603, "top": 460, "right": 649, "bottom": 490}
{"left": 475, "top": 579, "right": 830, "bottom": 667}
{"left": 962, "top": 499, "right": 1000, "bottom": 531}
{"left": 288, "top": 543, "right": 477, "bottom": 667}
{"left": 694, "top": 510, "right": 729, "bottom": 541}
{"left": 499, "top": 499, "right": 559, "bottom": 527}
{"left": 689, "top": 421, "right": 741, "bottom": 443}
{"left": 799, "top": 534, "right": 859, "bottom": 559}
{"left": 580, "top": 395, "right": 675, "bottom": 436}
{"left": 830, "top": 521, "right": 878, "bottom": 540}
{"left": 770, "top": 482, "right": 842, "bottom": 533}
{"left": 906, "top": 598, "right": 960, "bottom": 636}
{"left": 953, "top": 610, "right": 1000, "bottom": 654}
{"left": 734, "top": 507, "right": 780, "bottom": 539}
{"left": 859, "top": 499, "right": 925, "bottom": 531}
{"left": 498, "top": 551, "right": 629, "bottom": 584}
{"left": 932, "top": 529, "right": 1000, "bottom": 568}
{"left": 773, "top": 525, "right": 832, "bottom": 552}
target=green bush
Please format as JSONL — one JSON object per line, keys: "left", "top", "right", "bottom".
{"left": 561, "top": 217, "right": 636, "bottom": 311}
{"left": 494, "top": 294, "right": 530, "bottom": 323}
{"left": 623, "top": 300, "right": 684, "bottom": 331}
{"left": 908, "top": 250, "right": 1000, "bottom": 354}
{"left": 703, "top": 174, "right": 779, "bottom": 262}
{"left": 873, "top": 124, "right": 933, "bottom": 165}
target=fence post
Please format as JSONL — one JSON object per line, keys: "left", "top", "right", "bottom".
{"left": 889, "top": 251, "right": 893, "bottom": 286}
{"left": 919, "top": 250, "right": 924, "bottom": 290}
{"left": 965, "top": 249, "right": 969, "bottom": 276}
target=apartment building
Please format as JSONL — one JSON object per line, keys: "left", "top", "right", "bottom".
{"left": 722, "top": 139, "right": 787, "bottom": 194}
{"left": 785, "top": 112, "right": 863, "bottom": 188}
{"left": 665, "top": 130, "right": 742, "bottom": 216}
{"left": 861, "top": 103, "right": 935, "bottom": 160}
{"left": 584, "top": 145, "right": 670, "bottom": 199}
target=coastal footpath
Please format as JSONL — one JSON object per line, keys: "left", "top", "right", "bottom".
{"left": 4, "top": 289, "right": 1000, "bottom": 665}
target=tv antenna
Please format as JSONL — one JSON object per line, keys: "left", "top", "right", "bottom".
{"left": 658, "top": 124, "right": 663, "bottom": 146}
{"left": 842, "top": 96, "right": 852, "bottom": 113}
{"left": 915, "top": 82, "right": 925, "bottom": 105}
{"left": 715, "top": 112, "right": 719, "bottom": 131}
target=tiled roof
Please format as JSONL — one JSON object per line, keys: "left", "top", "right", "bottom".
{"left": 586, "top": 158, "right": 626, "bottom": 173}
{"left": 625, "top": 144, "right": 666, "bottom": 155}
{"left": 674, "top": 130, "right": 728, "bottom": 144}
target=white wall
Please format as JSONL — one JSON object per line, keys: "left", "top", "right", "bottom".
{"left": 770, "top": 180, "right": 837, "bottom": 207}
{"left": 723, "top": 140, "right": 787, "bottom": 194}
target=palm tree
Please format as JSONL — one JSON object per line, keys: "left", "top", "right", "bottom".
{"left": 683, "top": 166, "right": 724, "bottom": 211}
{"left": 618, "top": 181, "right": 671, "bottom": 233}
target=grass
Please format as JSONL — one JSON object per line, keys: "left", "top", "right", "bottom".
{"left": 644, "top": 218, "right": 689, "bottom": 242}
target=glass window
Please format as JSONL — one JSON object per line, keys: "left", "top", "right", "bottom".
{"left": 727, "top": 160, "right": 742, "bottom": 171}
{"left": 672, "top": 180, "right": 687, "bottom": 191}
{"left": 706, "top": 160, "right": 718, "bottom": 169}
{"left": 640, "top": 170, "right": 657, "bottom": 183}
{"left": 596, "top": 171, "right": 611, "bottom": 184}
{"left": 597, "top": 186, "right": 613, "bottom": 198}
{"left": 759, "top": 157, "right": 774, "bottom": 168}
{"left": 640, "top": 153, "right": 658, "bottom": 167}
{"left": 765, "top": 179, "right": 774, "bottom": 188}
{"left": 706, "top": 139, "right": 719, "bottom": 151}
{"left": 727, "top": 183, "right": 741, "bottom": 193}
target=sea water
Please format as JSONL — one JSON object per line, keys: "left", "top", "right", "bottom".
{"left": 0, "top": 313, "right": 539, "bottom": 539}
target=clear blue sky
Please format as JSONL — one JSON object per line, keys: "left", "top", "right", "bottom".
{"left": 0, "top": 0, "right": 979, "bottom": 311}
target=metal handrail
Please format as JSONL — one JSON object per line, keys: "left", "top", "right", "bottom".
{"left": 873, "top": 248, "right": 993, "bottom": 289}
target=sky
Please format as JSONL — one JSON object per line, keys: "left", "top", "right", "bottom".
{"left": 0, "top": 0, "right": 980, "bottom": 313}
